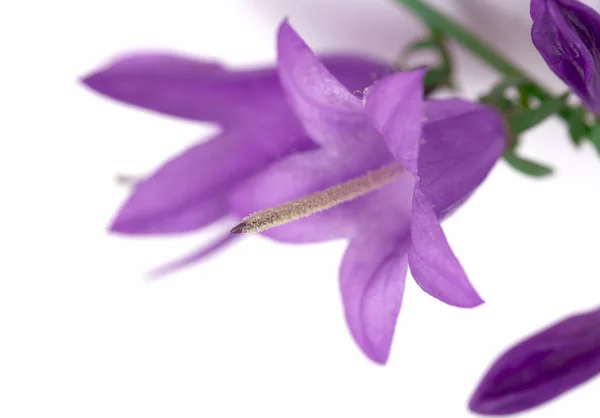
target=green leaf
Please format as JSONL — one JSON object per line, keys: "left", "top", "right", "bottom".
{"left": 562, "top": 106, "right": 588, "bottom": 145}
{"left": 423, "top": 67, "right": 452, "bottom": 94}
{"left": 488, "top": 77, "right": 528, "bottom": 98}
{"left": 479, "top": 94, "right": 517, "bottom": 113}
{"left": 479, "top": 77, "right": 533, "bottom": 114}
{"left": 588, "top": 122, "right": 600, "bottom": 155}
{"left": 406, "top": 38, "right": 439, "bottom": 53}
{"left": 506, "top": 94, "right": 569, "bottom": 135}
{"left": 401, "top": 28, "right": 453, "bottom": 95}
{"left": 394, "top": 0, "right": 525, "bottom": 78}
{"left": 504, "top": 152, "right": 553, "bottom": 177}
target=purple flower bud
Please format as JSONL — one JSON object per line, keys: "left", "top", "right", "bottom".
{"left": 470, "top": 307, "right": 600, "bottom": 415}
{"left": 531, "top": 0, "right": 600, "bottom": 113}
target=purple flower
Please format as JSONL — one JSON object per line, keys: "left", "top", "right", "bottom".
{"left": 531, "top": 0, "right": 600, "bottom": 113}
{"left": 469, "top": 306, "right": 600, "bottom": 415}
{"left": 228, "top": 22, "right": 507, "bottom": 363}
{"left": 82, "top": 48, "right": 389, "bottom": 273}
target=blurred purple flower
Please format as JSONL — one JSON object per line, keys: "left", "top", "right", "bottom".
{"left": 469, "top": 306, "right": 600, "bottom": 415}
{"left": 82, "top": 46, "right": 389, "bottom": 273}
{"left": 531, "top": 0, "right": 600, "bottom": 113}
{"left": 228, "top": 21, "right": 507, "bottom": 363}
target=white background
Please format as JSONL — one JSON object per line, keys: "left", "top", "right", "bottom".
{"left": 1, "top": 0, "right": 600, "bottom": 417}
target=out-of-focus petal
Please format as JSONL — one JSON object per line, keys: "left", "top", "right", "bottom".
{"left": 363, "top": 69, "right": 426, "bottom": 174}
{"left": 340, "top": 231, "right": 411, "bottom": 364}
{"left": 148, "top": 234, "right": 241, "bottom": 278}
{"left": 82, "top": 53, "right": 278, "bottom": 125}
{"left": 420, "top": 99, "right": 506, "bottom": 219}
{"left": 408, "top": 187, "right": 484, "bottom": 308}
{"left": 276, "top": 21, "right": 383, "bottom": 149}
{"left": 531, "top": 0, "right": 600, "bottom": 113}
{"left": 83, "top": 50, "right": 390, "bottom": 126}
{"left": 111, "top": 130, "right": 312, "bottom": 234}
{"left": 469, "top": 307, "right": 600, "bottom": 415}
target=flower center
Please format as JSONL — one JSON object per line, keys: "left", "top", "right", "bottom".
{"left": 230, "top": 162, "right": 404, "bottom": 234}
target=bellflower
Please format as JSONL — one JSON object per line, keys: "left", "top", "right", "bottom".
{"left": 82, "top": 49, "right": 389, "bottom": 272}
{"left": 229, "top": 22, "right": 507, "bottom": 363}
{"left": 469, "top": 306, "right": 600, "bottom": 415}
{"left": 531, "top": 0, "right": 600, "bottom": 113}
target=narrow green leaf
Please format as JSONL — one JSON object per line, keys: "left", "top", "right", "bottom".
{"left": 488, "top": 77, "right": 528, "bottom": 98}
{"left": 588, "top": 122, "right": 600, "bottom": 155}
{"left": 479, "top": 77, "right": 533, "bottom": 114}
{"left": 406, "top": 39, "right": 438, "bottom": 53}
{"left": 504, "top": 152, "right": 553, "bottom": 177}
{"left": 394, "top": 0, "right": 526, "bottom": 78}
{"left": 479, "top": 95, "right": 518, "bottom": 113}
{"left": 402, "top": 31, "right": 454, "bottom": 95}
{"left": 563, "top": 106, "right": 587, "bottom": 145}
{"left": 423, "top": 67, "right": 451, "bottom": 94}
{"left": 507, "top": 94, "right": 569, "bottom": 134}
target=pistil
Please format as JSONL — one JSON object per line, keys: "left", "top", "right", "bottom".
{"left": 231, "top": 162, "right": 404, "bottom": 234}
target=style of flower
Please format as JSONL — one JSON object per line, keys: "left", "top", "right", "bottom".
{"left": 227, "top": 21, "right": 507, "bottom": 363}
{"left": 81, "top": 50, "right": 389, "bottom": 273}
{"left": 469, "top": 306, "right": 600, "bottom": 415}
{"left": 531, "top": 0, "right": 600, "bottom": 113}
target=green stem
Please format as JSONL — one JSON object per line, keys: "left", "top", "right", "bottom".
{"left": 393, "top": 0, "right": 558, "bottom": 104}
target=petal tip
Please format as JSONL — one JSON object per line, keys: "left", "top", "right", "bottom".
{"left": 108, "top": 206, "right": 142, "bottom": 235}
{"left": 108, "top": 217, "right": 133, "bottom": 235}
{"left": 443, "top": 292, "right": 484, "bottom": 309}
{"left": 352, "top": 337, "right": 391, "bottom": 365}
{"left": 463, "top": 294, "right": 485, "bottom": 309}
{"left": 276, "top": 18, "right": 306, "bottom": 57}
{"left": 79, "top": 71, "right": 102, "bottom": 90}
{"left": 367, "top": 347, "right": 391, "bottom": 365}
{"left": 467, "top": 395, "right": 488, "bottom": 415}
{"left": 277, "top": 18, "right": 295, "bottom": 38}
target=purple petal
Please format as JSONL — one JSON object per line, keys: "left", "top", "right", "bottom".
{"left": 364, "top": 69, "right": 426, "bottom": 174}
{"left": 408, "top": 187, "right": 483, "bottom": 308}
{"left": 148, "top": 233, "right": 241, "bottom": 278}
{"left": 111, "top": 130, "right": 311, "bottom": 234}
{"left": 470, "top": 307, "right": 600, "bottom": 415}
{"left": 318, "top": 56, "right": 391, "bottom": 95}
{"left": 82, "top": 52, "right": 276, "bottom": 125}
{"left": 420, "top": 99, "right": 506, "bottom": 219}
{"left": 276, "top": 21, "right": 385, "bottom": 149}
{"left": 83, "top": 50, "right": 390, "bottom": 126}
{"left": 340, "top": 231, "right": 411, "bottom": 364}
{"left": 531, "top": 0, "right": 600, "bottom": 113}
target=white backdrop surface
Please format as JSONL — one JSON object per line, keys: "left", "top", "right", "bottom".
{"left": 1, "top": 0, "right": 599, "bottom": 417}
